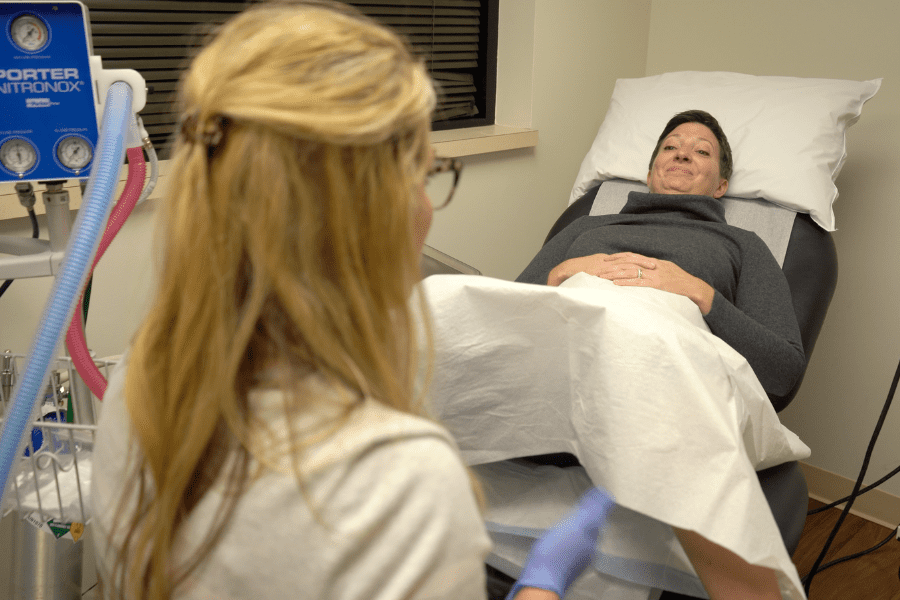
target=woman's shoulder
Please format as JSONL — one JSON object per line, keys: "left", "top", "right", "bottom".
{"left": 298, "top": 396, "right": 460, "bottom": 474}
{"left": 723, "top": 224, "right": 784, "bottom": 268}
{"left": 95, "top": 358, "right": 457, "bottom": 480}
{"left": 350, "top": 398, "right": 454, "bottom": 443}
{"left": 95, "top": 357, "right": 468, "bottom": 504}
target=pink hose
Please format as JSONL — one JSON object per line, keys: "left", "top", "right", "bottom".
{"left": 65, "top": 146, "right": 147, "bottom": 400}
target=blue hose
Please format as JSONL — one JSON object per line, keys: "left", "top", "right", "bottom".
{"left": 0, "top": 82, "right": 134, "bottom": 509}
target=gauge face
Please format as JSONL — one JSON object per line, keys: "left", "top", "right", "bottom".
{"left": 10, "top": 14, "right": 49, "bottom": 52}
{"left": 57, "top": 136, "right": 93, "bottom": 170}
{"left": 0, "top": 138, "right": 38, "bottom": 174}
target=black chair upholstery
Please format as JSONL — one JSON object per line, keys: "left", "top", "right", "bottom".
{"left": 501, "top": 182, "right": 838, "bottom": 599}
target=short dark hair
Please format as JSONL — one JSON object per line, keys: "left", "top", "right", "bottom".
{"left": 648, "top": 110, "right": 733, "bottom": 182}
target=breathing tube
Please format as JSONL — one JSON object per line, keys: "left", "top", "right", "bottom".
{"left": 0, "top": 82, "right": 134, "bottom": 508}
{"left": 65, "top": 119, "right": 147, "bottom": 399}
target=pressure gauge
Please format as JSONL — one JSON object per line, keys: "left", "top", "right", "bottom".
{"left": 57, "top": 136, "right": 92, "bottom": 171}
{"left": 10, "top": 14, "right": 49, "bottom": 52}
{"left": 0, "top": 138, "right": 38, "bottom": 175}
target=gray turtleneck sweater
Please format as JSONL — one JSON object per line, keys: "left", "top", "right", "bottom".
{"left": 515, "top": 191, "right": 804, "bottom": 397}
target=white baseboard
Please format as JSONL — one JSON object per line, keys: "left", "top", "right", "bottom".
{"left": 800, "top": 462, "right": 900, "bottom": 530}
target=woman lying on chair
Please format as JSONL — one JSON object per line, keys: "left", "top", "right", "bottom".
{"left": 515, "top": 110, "right": 802, "bottom": 600}
{"left": 516, "top": 109, "right": 805, "bottom": 399}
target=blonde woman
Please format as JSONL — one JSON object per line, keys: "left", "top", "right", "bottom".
{"left": 90, "top": 3, "right": 611, "bottom": 600}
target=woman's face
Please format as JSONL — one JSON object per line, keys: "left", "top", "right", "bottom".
{"left": 646, "top": 122, "right": 729, "bottom": 198}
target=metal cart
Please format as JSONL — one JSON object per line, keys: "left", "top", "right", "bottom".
{"left": 1, "top": 351, "right": 116, "bottom": 600}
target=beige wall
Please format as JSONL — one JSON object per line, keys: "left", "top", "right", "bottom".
{"left": 647, "top": 0, "right": 900, "bottom": 499}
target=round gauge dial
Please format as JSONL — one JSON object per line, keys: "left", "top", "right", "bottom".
{"left": 57, "top": 136, "right": 93, "bottom": 170}
{"left": 1, "top": 138, "right": 38, "bottom": 174}
{"left": 10, "top": 14, "right": 49, "bottom": 52}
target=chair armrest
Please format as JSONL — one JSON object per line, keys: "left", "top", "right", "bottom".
{"left": 769, "top": 212, "right": 838, "bottom": 411}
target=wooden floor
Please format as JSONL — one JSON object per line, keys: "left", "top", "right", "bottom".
{"left": 793, "top": 499, "right": 900, "bottom": 599}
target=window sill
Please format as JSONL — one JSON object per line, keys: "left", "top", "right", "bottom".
{"left": 0, "top": 126, "right": 538, "bottom": 219}
{"left": 430, "top": 125, "right": 538, "bottom": 157}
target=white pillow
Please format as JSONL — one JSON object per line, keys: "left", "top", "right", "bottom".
{"left": 570, "top": 71, "right": 881, "bottom": 231}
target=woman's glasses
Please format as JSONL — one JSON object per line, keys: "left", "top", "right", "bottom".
{"left": 426, "top": 157, "right": 463, "bottom": 210}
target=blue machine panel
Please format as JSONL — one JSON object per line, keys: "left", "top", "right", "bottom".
{"left": 0, "top": 1, "right": 97, "bottom": 183}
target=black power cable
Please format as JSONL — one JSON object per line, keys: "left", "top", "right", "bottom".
{"left": 808, "top": 463, "right": 900, "bottom": 515}
{"left": 811, "top": 525, "right": 897, "bottom": 575}
{"left": 802, "top": 356, "right": 900, "bottom": 595}
{"left": 29, "top": 207, "right": 37, "bottom": 237}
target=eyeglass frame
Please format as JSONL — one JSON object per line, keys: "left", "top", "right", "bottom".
{"left": 426, "top": 157, "right": 463, "bottom": 210}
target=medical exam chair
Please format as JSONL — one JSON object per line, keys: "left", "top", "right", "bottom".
{"left": 482, "top": 179, "right": 838, "bottom": 600}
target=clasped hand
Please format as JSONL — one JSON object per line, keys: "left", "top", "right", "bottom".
{"left": 546, "top": 252, "right": 714, "bottom": 315}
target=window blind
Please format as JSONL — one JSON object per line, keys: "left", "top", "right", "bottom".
{"left": 347, "top": 1, "right": 484, "bottom": 123}
{"left": 82, "top": 0, "right": 496, "bottom": 159}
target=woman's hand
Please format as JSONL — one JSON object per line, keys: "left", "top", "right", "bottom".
{"left": 508, "top": 487, "right": 615, "bottom": 600}
{"left": 547, "top": 253, "right": 657, "bottom": 287}
{"left": 548, "top": 252, "right": 715, "bottom": 315}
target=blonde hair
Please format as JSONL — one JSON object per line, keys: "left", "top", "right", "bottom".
{"left": 110, "top": 3, "right": 436, "bottom": 598}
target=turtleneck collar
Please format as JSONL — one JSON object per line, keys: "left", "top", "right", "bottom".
{"left": 619, "top": 191, "right": 727, "bottom": 224}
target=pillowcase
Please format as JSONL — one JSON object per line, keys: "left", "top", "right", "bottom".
{"left": 570, "top": 71, "right": 881, "bottom": 231}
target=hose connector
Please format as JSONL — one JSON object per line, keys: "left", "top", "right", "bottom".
{"left": 1, "top": 350, "right": 14, "bottom": 409}
{"left": 14, "top": 183, "right": 36, "bottom": 210}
